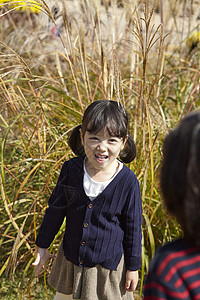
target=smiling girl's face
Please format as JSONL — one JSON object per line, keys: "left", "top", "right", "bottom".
{"left": 80, "top": 128, "right": 126, "bottom": 179}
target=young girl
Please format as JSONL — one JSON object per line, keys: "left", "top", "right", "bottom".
{"left": 33, "top": 100, "right": 143, "bottom": 300}
{"left": 143, "top": 110, "right": 200, "bottom": 299}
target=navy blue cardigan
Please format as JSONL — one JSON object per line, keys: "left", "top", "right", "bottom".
{"left": 36, "top": 157, "right": 142, "bottom": 271}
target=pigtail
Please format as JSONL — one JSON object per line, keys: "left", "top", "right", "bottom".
{"left": 68, "top": 125, "right": 85, "bottom": 158}
{"left": 119, "top": 134, "right": 136, "bottom": 163}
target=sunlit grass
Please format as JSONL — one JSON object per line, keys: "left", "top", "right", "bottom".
{"left": 0, "top": 0, "right": 199, "bottom": 299}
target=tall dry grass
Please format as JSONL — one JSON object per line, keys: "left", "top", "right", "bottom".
{"left": 0, "top": 0, "right": 199, "bottom": 298}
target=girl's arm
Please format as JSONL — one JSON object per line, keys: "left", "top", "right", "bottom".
{"left": 125, "top": 270, "right": 139, "bottom": 292}
{"left": 122, "top": 178, "right": 143, "bottom": 271}
{"left": 33, "top": 162, "right": 69, "bottom": 276}
{"left": 36, "top": 162, "right": 69, "bottom": 249}
{"left": 32, "top": 247, "right": 55, "bottom": 277}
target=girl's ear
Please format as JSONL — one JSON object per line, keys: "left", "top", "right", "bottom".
{"left": 121, "top": 134, "right": 128, "bottom": 150}
{"left": 80, "top": 128, "right": 84, "bottom": 145}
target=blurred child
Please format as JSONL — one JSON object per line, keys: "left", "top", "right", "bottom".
{"left": 33, "top": 100, "right": 143, "bottom": 300}
{"left": 143, "top": 111, "right": 200, "bottom": 299}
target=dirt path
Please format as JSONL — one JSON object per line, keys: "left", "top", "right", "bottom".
{"left": 37, "top": 0, "right": 200, "bottom": 52}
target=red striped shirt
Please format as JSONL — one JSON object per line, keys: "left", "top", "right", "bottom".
{"left": 143, "top": 239, "right": 200, "bottom": 300}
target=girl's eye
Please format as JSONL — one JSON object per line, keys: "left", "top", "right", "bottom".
{"left": 90, "top": 137, "right": 98, "bottom": 141}
{"left": 109, "top": 138, "right": 118, "bottom": 143}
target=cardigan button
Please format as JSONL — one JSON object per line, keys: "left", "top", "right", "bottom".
{"left": 81, "top": 241, "right": 86, "bottom": 246}
{"left": 88, "top": 203, "right": 93, "bottom": 208}
{"left": 84, "top": 223, "right": 88, "bottom": 228}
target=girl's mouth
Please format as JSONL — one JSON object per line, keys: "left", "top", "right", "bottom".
{"left": 95, "top": 154, "right": 108, "bottom": 163}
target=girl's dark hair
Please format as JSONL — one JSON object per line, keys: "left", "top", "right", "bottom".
{"left": 68, "top": 100, "right": 136, "bottom": 163}
{"left": 160, "top": 110, "right": 200, "bottom": 245}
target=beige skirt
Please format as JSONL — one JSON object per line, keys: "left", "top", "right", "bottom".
{"left": 48, "top": 243, "right": 134, "bottom": 300}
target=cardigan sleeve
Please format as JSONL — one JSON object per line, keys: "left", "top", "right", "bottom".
{"left": 36, "top": 161, "right": 69, "bottom": 248}
{"left": 122, "top": 178, "right": 143, "bottom": 271}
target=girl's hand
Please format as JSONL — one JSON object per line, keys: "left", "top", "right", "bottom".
{"left": 125, "top": 270, "right": 138, "bottom": 292}
{"left": 32, "top": 247, "right": 55, "bottom": 277}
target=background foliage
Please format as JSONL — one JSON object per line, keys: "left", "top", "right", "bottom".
{"left": 0, "top": 0, "right": 199, "bottom": 299}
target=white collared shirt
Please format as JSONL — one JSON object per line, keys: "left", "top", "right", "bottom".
{"left": 83, "top": 160, "right": 123, "bottom": 200}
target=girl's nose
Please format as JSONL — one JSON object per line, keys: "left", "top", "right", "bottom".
{"left": 97, "top": 142, "right": 107, "bottom": 151}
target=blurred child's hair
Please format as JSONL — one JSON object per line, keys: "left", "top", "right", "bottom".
{"left": 160, "top": 111, "right": 200, "bottom": 245}
{"left": 68, "top": 100, "right": 136, "bottom": 163}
